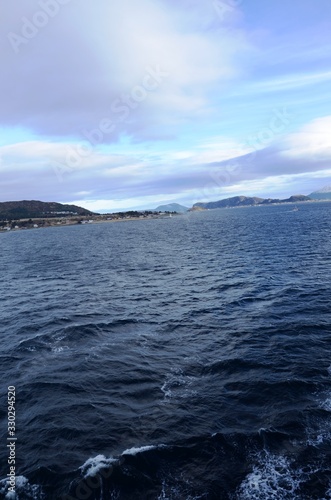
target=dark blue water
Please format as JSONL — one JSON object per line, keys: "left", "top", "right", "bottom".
{"left": 1, "top": 203, "right": 331, "bottom": 499}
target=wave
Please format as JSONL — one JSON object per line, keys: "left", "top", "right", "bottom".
{"left": 8, "top": 319, "right": 150, "bottom": 359}
{"left": 2, "top": 425, "right": 331, "bottom": 499}
{"left": 79, "top": 455, "right": 119, "bottom": 479}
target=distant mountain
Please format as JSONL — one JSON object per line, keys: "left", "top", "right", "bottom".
{"left": 0, "top": 200, "right": 96, "bottom": 220}
{"left": 192, "top": 195, "right": 311, "bottom": 210}
{"left": 193, "top": 196, "right": 263, "bottom": 210}
{"left": 260, "top": 195, "right": 311, "bottom": 205}
{"left": 309, "top": 185, "right": 331, "bottom": 200}
{"left": 153, "top": 203, "right": 189, "bottom": 213}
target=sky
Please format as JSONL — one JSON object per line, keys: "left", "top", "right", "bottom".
{"left": 1, "top": 0, "right": 331, "bottom": 211}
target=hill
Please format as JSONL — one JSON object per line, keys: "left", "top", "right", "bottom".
{"left": 153, "top": 203, "right": 189, "bottom": 213}
{"left": 260, "top": 195, "right": 311, "bottom": 205}
{"left": 0, "top": 200, "right": 96, "bottom": 220}
{"left": 193, "top": 196, "right": 263, "bottom": 210}
{"left": 309, "top": 185, "right": 331, "bottom": 200}
{"left": 192, "top": 195, "right": 311, "bottom": 210}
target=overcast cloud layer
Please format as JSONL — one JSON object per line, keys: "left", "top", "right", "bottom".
{"left": 1, "top": 0, "right": 331, "bottom": 210}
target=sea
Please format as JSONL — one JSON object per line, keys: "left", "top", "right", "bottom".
{"left": 0, "top": 202, "right": 331, "bottom": 499}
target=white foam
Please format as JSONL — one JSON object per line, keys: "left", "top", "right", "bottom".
{"left": 0, "top": 475, "right": 44, "bottom": 499}
{"left": 161, "top": 370, "right": 198, "bottom": 400}
{"left": 14, "top": 476, "right": 28, "bottom": 488}
{"left": 54, "top": 334, "right": 66, "bottom": 341}
{"left": 80, "top": 443, "right": 168, "bottom": 479}
{"left": 236, "top": 453, "right": 302, "bottom": 500}
{"left": 158, "top": 481, "right": 182, "bottom": 500}
{"left": 51, "top": 345, "right": 70, "bottom": 353}
{"left": 325, "top": 483, "right": 331, "bottom": 498}
{"left": 306, "top": 388, "right": 331, "bottom": 446}
{"left": 307, "top": 433, "right": 325, "bottom": 447}
{"left": 123, "top": 444, "right": 166, "bottom": 456}
{"left": 323, "top": 367, "right": 331, "bottom": 410}
{"left": 321, "top": 393, "right": 331, "bottom": 412}
{"left": 80, "top": 454, "right": 117, "bottom": 478}
{"left": 158, "top": 478, "right": 201, "bottom": 500}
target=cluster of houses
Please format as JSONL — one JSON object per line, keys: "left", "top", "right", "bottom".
{"left": 0, "top": 210, "right": 178, "bottom": 233}
{"left": 0, "top": 222, "right": 39, "bottom": 231}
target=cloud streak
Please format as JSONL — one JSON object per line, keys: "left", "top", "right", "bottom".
{"left": 1, "top": 116, "right": 331, "bottom": 209}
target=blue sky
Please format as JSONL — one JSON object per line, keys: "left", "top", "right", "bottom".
{"left": 1, "top": 0, "right": 331, "bottom": 211}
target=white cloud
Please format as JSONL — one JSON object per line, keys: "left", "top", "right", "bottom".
{"left": 281, "top": 116, "right": 331, "bottom": 159}
{"left": 199, "top": 168, "right": 331, "bottom": 201}
{"left": 193, "top": 137, "right": 253, "bottom": 164}
{"left": 0, "top": 140, "right": 135, "bottom": 175}
{"left": 0, "top": 0, "right": 251, "bottom": 141}
{"left": 232, "top": 71, "right": 331, "bottom": 97}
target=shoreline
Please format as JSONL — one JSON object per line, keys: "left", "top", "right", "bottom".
{"left": 0, "top": 213, "right": 180, "bottom": 234}
{"left": 1, "top": 199, "right": 330, "bottom": 234}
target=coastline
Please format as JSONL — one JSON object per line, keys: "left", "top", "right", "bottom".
{"left": 1, "top": 198, "right": 330, "bottom": 234}
{"left": 0, "top": 212, "right": 180, "bottom": 234}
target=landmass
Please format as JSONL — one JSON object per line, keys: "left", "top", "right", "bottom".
{"left": 0, "top": 200, "right": 95, "bottom": 220}
{"left": 309, "top": 185, "right": 331, "bottom": 200}
{"left": 0, "top": 201, "right": 178, "bottom": 232}
{"left": 0, "top": 192, "right": 327, "bottom": 233}
{"left": 191, "top": 194, "right": 311, "bottom": 210}
{"left": 152, "top": 203, "right": 189, "bottom": 213}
